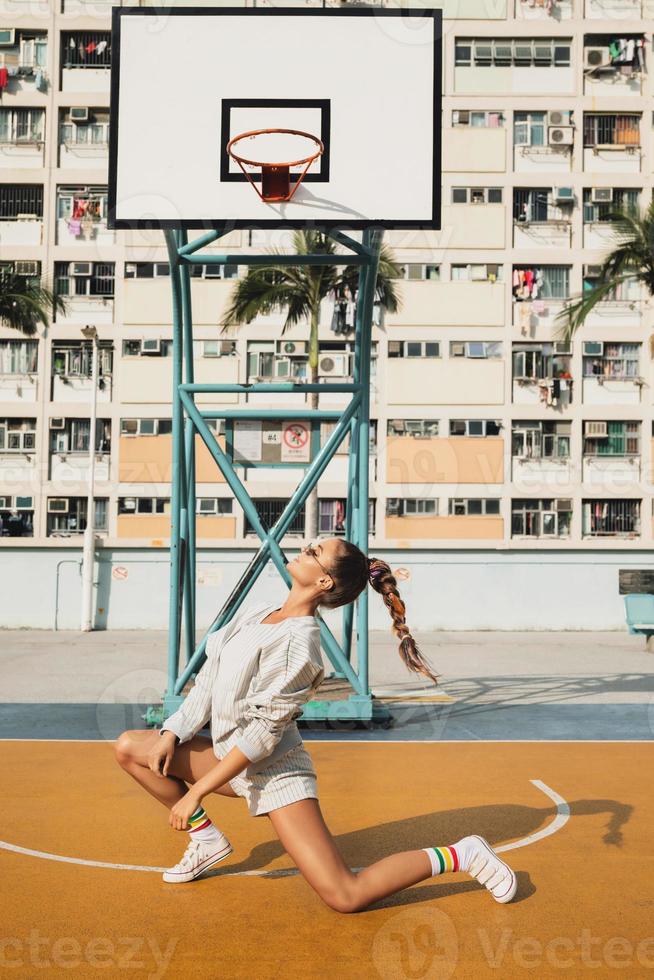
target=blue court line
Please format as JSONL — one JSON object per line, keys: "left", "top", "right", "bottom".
{"left": 0, "top": 703, "right": 651, "bottom": 741}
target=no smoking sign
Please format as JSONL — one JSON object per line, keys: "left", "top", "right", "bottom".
{"left": 281, "top": 421, "right": 310, "bottom": 462}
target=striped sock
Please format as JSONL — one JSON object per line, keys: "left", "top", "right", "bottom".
{"left": 422, "top": 845, "right": 460, "bottom": 876}
{"left": 187, "top": 805, "right": 224, "bottom": 844}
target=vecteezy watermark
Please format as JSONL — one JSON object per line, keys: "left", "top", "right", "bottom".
{"left": 0, "top": 930, "right": 179, "bottom": 978}
{"left": 371, "top": 908, "right": 459, "bottom": 980}
{"left": 476, "top": 928, "right": 654, "bottom": 971}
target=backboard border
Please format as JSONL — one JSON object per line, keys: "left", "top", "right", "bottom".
{"left": 107, "top": 6, "right": 442, "bottom": 230}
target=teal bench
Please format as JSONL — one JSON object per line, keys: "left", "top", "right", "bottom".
{"left": 624, "top": 593, "right": 654, "bottom": 651}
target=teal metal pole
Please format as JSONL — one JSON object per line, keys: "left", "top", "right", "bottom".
{"left": 356, "top": 228, "right": 383, "bottom": 697}
{"left": 180, "top": 230, "right": 197, "bottom": 657}
{"left": 163, "top": 229, "right": 185, "bottom": 703}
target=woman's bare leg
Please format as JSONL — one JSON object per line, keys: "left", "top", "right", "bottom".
{"left": 113, "top": 729, "right": 239, "bottom": 810}
{"left": 267, "top": 797, "right": 433, "bottom": 913}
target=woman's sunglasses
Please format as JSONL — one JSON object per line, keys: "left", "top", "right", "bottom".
{"left": 301, "top": 540, "right": 331, "bottom": 579}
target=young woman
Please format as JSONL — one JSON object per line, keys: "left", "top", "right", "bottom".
{"left": 114, "top": 537, "right": 517, "bottom": 910}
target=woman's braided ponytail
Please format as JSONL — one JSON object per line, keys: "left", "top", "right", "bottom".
{"left": 367, "top": 557, "right": 440, "bottom": 685}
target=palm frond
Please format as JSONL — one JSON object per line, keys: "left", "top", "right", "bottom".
{"left": 554, "top": 274, "right": 634, "bottom": 343}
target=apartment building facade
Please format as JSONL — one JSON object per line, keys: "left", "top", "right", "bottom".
{"left": 1, "top": 0, "right": 653, "bottom": 626}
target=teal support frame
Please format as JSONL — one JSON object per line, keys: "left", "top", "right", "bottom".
{"left": 144, "top": 226, "right": 391, "bottom": 730}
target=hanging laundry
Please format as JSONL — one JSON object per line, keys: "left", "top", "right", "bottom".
{"left": 85, "top": 41, "right": 97, "bottom": 55}
{"left": 35, "top": 70, "right": 46, "bottom": 92}
{"left": 6, "top": 66, "right": 18, "bottom": 77}
{"left": 67, "top": 217, "right": 82, "bottom": 237}
{"left": 69, "top": 37, "right": 76, "bottom": 48}
{"left": 78, "top": 41, "right": 86, "bottom": 60}
{"left": 95, "top": 40, "right": 108, "bottom": 56}
{"left": 0, "top": 67, "right": 8, "bottom": 92}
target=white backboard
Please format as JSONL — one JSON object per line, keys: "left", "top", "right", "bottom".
{"left": 108, "top": 7, "right": 442, "bottom": 229}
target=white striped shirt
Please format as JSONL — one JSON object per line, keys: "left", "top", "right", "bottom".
{"left": 161, "top": 600, "right": 325, "bottom": 773}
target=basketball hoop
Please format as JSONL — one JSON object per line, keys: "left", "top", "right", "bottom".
{"left": 226, "top": 128, "right": 324, "bottom": 203}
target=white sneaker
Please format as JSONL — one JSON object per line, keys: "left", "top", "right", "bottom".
{"left": 460, "top": 835, "right": 517, "bottom": 904}
{"left": 162, "top": 834, "right": 233, "bottom": 884}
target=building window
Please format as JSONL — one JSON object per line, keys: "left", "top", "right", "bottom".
{"left": 452, "top": 110, "right": 504, "bottom": 128}
{"left": 583, "top": 421, "right": 640, "bottom": 456}
{"left": 52, "top": 343, "right": 113, "bottom": 377}
{"left": 455, "top": 39, "right": 571, "bottom": 68}
{"left": 388, "top": 341, "right": 440, "bottom": 358}
{"left": 196, "top": 498, "right": 233, "bottom": 515}
{"left": 512, "top": 266, "right": 570, "bottom": 300}
{"left": 451, "top": 264, "right": 502, "bottom": 282}
{"left": 582, "top": 499, "right": 640, "bottom": 537}
{"left": 59, "top": 109, "right": 110, "bottom": 146}
{"left": 0, "top": 108, "right": 45, "bottom": 144}
{"left": 61, "top": 32, "right": 111, "bottom": 69}
{"left": 450, "top": 419, "right": 502, "bottom": 437}
{"left": 47, "top": 497, "right": 108, "bottom": 536}
{"left": 387, "top": 419, "right": 439, "bottom": 437}
{"left": 387, "top": 498, "right": 437, "bottom": 516}
{"left": 120, "top": 418, "right": 172, "bottom": 436}
{"left": 449, "top": 341, "right": 503, "bottom": 359}
{"left": 244, "top": 499, "right": 305, "bottom": 536}
{"left": 449, "top": 498, "right": 501, "bottom": 516}
{"left": 0, "top": 419, "right": 36, "bottom": 452}
{"left": 192, "top": 340, "right": 237, "bottom": 358}
{"left": 0, "top": 496, "right": 34, "bottom": 537}
{"left": 319, "top": 499, "right": 347, "bottom": 534}
{"left": 512, "top": 421, "right": 570, "bottom": 458}
{"left": 124, "top": 262, "right": 170, "bottom": 279}
{"left": 0, "top": 184, "right": 43, "bottom": 219}
{"left": 0, "top": 341, "right": 38, "bottom": 375}
{"left": 512, "top": 343, "right": 572, "bottom": 381}
{"left": 582, "top": 188, "right": 639, "bottom": 223}
{"left": 118, "top": 497, "right": 170, "bottom": 515}
{"left": 451, "top": 187, "right": 503, "bottom": 205}
{"left": 122, "top": 339, "right": 173, "bottom": 358}
{"left": 512, "top": 499, "right": 572, "bottom": 537}
{"left": 50, "top": 418, "right": 111, "bottom": 454}
{"left": 582, "top": 342, "right": 639, "bottom": 379}
{"left": 583, "top": 113, "right": 640, "bottom": 147}
{"left": 396, "top": 263, "right": 440, "bottom": 280}
{"left": 54, "top": 261, "right": 114, "bottom": 298}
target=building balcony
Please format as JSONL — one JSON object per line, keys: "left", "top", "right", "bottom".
{"left": 0, "top": 137, "right": 45, "bottom": 171}
{"left": 515, "top": 0, "right": 573, "bottom": 18}
{"left": 582, "top": 375, "right": 643, "bottom": 405}
{"left": 513, "top": 218, "right": 571, "bottom": 249}
{"left": 53, "top": 294, "right": 114, "bottom": 326}
{"left": 513, "top": 298, "right": 568, "bottom": 331}
{"left": 585, "top": 0, "right": 645, "bottom": 16}
{"left": 0, "top": 374, "right": 38, "bottom": 403}
{"left": 582, "top": 455, "right": 640, "bottom": 487}
{"left": 0, "top": 217, "right": 43, "bottom": 246}
{"left": 49, "top": 450, "right": 110, "bottom": 484}
{"left": 512, "top": 376, "right": 573, "bottom": 408}
{"left": 0, "top": 451, "right": 36, "bottom": 483}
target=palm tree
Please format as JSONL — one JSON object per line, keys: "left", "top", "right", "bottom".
{"left": 0, "top": 267, "right": 68, "bottom": 336}
{"left": 555, "top": 198, "right": 654, "bottom": 344}
{"left": 220, "top": 229, "right": 402, "bottom": 538}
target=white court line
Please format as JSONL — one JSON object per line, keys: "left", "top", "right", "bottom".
{"left": 1, "top": 738, "right": 652, "bottom": 743}
{"left": 0, "top": 779, "right": 569, "bottom": 877}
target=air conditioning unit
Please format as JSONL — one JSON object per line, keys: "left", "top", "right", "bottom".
{"left": 586, "top": 421, "right": 608, "bottom": 437}
{"left": 583, "top": 341, "right": 603, "bottom": 355}
{"left": 585, "top": 47, "right": 608, "bottom": 69}
{"left": 49, "top": 417, "right": 65, "bottom": 430}
{"left": 0, "top": 29, "right": 16, "bottom": 46}
{"left": 122, "top": 497, "right": 136, "bottom": 511}
{"left": 470, "top": 266, "right": 488, "bottom": 281}
{"left": 15, "top": 260, "right": 39, "bottom": 276}
{"left": 70, "top": 107, "right": 89, "bottom": 122}
{"left": 386, "top": 499, "right": 401, "bottom": 515}
{"left": 48, "top": 498, "right": 69, "bottom": 514}
{"left": 591, "top": 187, "right": 612, "bottom": 204}
{"left": 553, "top": 186, "right": 574, "bottom": 203}
{"left": 388, "top": 341, "right": 402, "bottom": 355}
{"left": 547, "top": 110, "right": 571, "bottom": 127}
{"left": 451, "top": 342, "right": 466, "bottom": 357}
{"left": 548, "top": 127, "right": 574, "bottom": 146}
{"left": 319, "top": 353, "right": 349, "bottom": 377}
{"left": 220, "top": 340, "right": 235, "bottom": 354}
{"left": 69, "top": 262, "right": 92, "bottom": 276}
{"left": 202, "top": 342, "right": 220, "bottom": 358}
{"left": 140, "top": 338, "right": 161, "bottom": 355}
{"left": 555, "top": 499, "right": 572, "bottom": 511}
{"left": 453, "top": 110, "right": 470, "bottom": 126}
{"left": 584, "top": 264, "right": 603, "bottom": 278}
{"left": 276, "top": 340, "right": 308, "bottom": 355}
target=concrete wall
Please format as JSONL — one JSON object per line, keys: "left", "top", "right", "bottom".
{"left": 0, "top": 545, "right": 647, "bottom": 632}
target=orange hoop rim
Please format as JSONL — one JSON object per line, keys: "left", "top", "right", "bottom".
{"left": 226, "top": 128, "right": 324, "bottom": 170}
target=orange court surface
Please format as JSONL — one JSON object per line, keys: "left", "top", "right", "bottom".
{"left": 1, "top": 738, "right": 653, "bottom": 979}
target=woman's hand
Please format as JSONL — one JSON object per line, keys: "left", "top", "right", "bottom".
{"left": 169, "top": 790, "right": 203, "bottom": 831}
{"left": 147, "top": 732, "right": 176, "bottom": 778}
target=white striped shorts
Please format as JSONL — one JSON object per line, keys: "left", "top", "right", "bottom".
{"left": 228, "top": 743, "right": 318, "bottom": 817}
